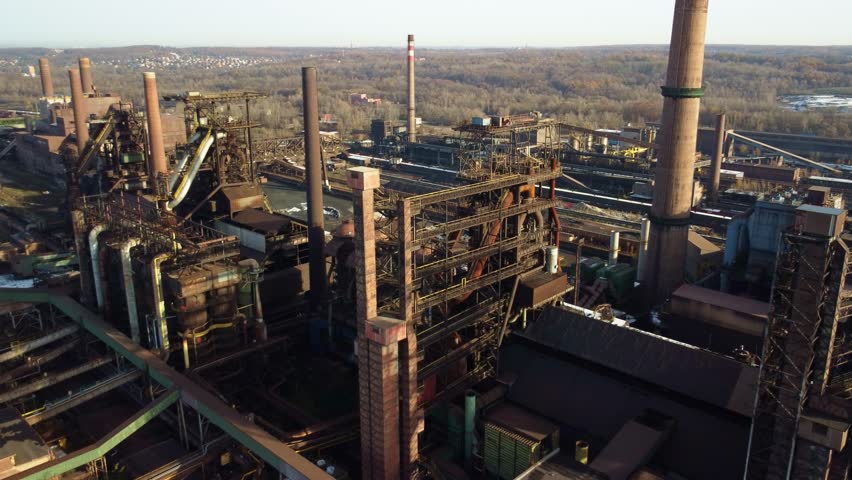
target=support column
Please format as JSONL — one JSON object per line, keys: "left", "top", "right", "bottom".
{"left": 71, "top": 210, "right": 95, "bottom": 309}
{"left": 642, "top": 0, "right": 709, "bottom": 303}
{"left": 350, "top": 167, "right": 401, "bottom": 480}
{"left": 398, "top": 198, "right": 422, "bottom": 476}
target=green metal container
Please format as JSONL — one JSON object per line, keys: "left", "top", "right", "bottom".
{"left": 597, "top": 263, "right": 636, "bottom": 302}
{"left": 120, "top": 152, "right": 145, "bottom": 164}
{"left": 579, "top": 257, "right": 605, "bottom": 285}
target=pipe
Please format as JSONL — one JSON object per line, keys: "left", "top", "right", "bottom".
{"left": 238, "top": 259, "right": 266, "bottom": 342}
{"left": 79, "top": 57, "right": 93, "bottom": 94}
{"left": 464, "top": 390, "right": 476, "bottom": 468}
{"left": 636, "top": 217, "right": 650, "bottom": 281}
{"left": 144, "top": 72, "right": 168, "bottom": 180}
{"left": 88, "top": 224, "right": 107, "bottom": 310}
{"left": 608, "top": 230, "right": 620, "bottom": 265}
{"left": 575, "top": 440, "right": 589, "bottom": 465}
{"left": 546, "top": 246, "right": 559, "bottom": 274}
{"left": 710, "top": 112, "right": 726, "bottom": 200}
{"left": 68, "top": 68, "right": 88, "bottom": 153}
{"left": 38, "top": 58, "right": 53, "bottom": 97}
{"left": 0, "top": 325, "right": 79, "bottom": 364}
{"left": 407, "top": 34, "right": 416, "bottom": 143}
{"left": 643, "top": 0, "right": 709, "bottom": 302}
{"left": 168, "top": 151, "right": 191, "bottom": 192}
{"left": 0, "top": 356, "right": 112, "bottom": 404}
{"left": 302, "top": 66, "right": 327, "bottom": 310}
{"left": 151, "top": 253, "right": 172, "bottom": 356}
{"left": 168, "top": 131, "right": 214, "bottom": 210}
{"left": 120, "top": 238, "right": 142, "bottom": 343}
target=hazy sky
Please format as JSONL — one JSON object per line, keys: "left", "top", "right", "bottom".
{"left": 2, "top": 0, "right": 850, "bottom": 48}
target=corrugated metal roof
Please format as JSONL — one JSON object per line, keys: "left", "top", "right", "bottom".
{"left": 518, "top": 306, "right": 758, "bottom": 417}
{"left": 500, "top": 343, "right": 750, "bottom": 480}
{"left": 485, "top": 403, "right": 558, "bottom": 443}
{"left": 519, "top": 452, "right": 608, "bottom": 480}
{"left": 672, "top": 285, "right": 770, "bottom": 319}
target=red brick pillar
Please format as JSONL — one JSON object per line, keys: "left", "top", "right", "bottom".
{"left": 350, "top": 167, "right": 402, "bottom": 480}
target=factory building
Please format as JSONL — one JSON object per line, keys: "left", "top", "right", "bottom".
{"left": 3, "top": 1, "right": 852, "bottom": 479}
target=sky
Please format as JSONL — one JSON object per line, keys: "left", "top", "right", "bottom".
{"left": 1, "top": 0, "right": 850, "bottom": 48}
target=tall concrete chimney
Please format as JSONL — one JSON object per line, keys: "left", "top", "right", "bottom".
{"left": 78, "top": 57, "right": 94, "bottom": 94}
{"left": 38, "top": 58, "right": 53, "bottom": 97}
{"left": 710, "top": 112, "right": 726, "bottom": 200}
{"left": 302, "top": 67, "right": 327, "bottom": 308}
{"left": 68, "top": 69, "right": 88, "bottom": 153}
{"left": 642, "top": 0, "right": 709, "bottom": 303}
{"left": 143, "top": 72, "right": 167, "bottom": 179}
{"left": 407, "top": 34, "right": 416, "bottom": 144}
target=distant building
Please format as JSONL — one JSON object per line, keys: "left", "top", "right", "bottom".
{"left": 350, "top": 93, "right": 381, "bottom": 106}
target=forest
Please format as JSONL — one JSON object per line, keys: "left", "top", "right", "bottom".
{"left": 0, "top": 44, "right": 850, "bottom": 139}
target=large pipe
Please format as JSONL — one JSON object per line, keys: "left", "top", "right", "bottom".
{"left": 151, "top": 253, "right": 172, "bottom": 355}
{"left": 609, "top": 230, "right": 620, "bottom": 265}
{"left": 302, "top": 66, "right": 327, "bottom": 309}
{"left": 144, "top": 72, "right": 168, "bottom": 180}
{"left": 38, "top": 58, "right": 53, "bottom": 97}
{"left": 641, "top": 0, "right": 709, "bottom": 303}
{"left": 464, "top": 390, "right": 476, "bottom": 469}
{"left": 168, "top": 131, "right": 214, "bottom": 210}
{"left": 120, "top": 238, "right": 141, "bottom": 343}
{"left": 88, "top": 224, "right": 107, "bottom": 310}
{"left": 79, "top": 57, "right": 93, "bottom": 94}
{"left": 407, "top": 34, "right": 416, "bottom": 144}
{"left": 710, "top": 112, "right": 726, "bottom": 200}
{"left": 636, "top": 217, "right": 650, "bottom": 281}
{"left": 68, "top": 68, "right": 88, "bottom": 153}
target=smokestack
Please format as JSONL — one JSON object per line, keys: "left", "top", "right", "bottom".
{"left": 143, "top": 72, "right": 167, "bottom": 179}
{"left": 407, "top": 34, "right": 416, "bottom": 144}
{"left": 78, "top": 57, "right": 93, "bottom": 94}
{"left": 68, "top": 69, "right": 88, "bottom": 154}
{"left": 38, "top": 58, "right": 53, "bottom": 97}
{"left": 710, "top": 112, "right": 726, "bottom": 200}
{"left": 641, "top": 0, "right": 709, "bottom": 303}
{"left": 302, "top": 66, "right": 327, "bottom": 308}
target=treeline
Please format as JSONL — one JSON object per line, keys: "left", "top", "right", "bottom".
{"left": 0, "top": 45, "right": 849, "bottom": 138}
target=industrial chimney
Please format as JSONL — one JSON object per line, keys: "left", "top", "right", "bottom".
{"left": 641, "top": 0, "right": 709, "bottom": 302}
{"left": 407, "top": 34, "right": 416, "bottom": 144}
{"left": 143, "top": 72, "right": 167, "bottom": 180}
{"left": 302, "top": 67, "right": 327, "bottom": 309}
{"left": 38, "top": 58, "right": 53, "bottom": 97}
{"left": 710, "top": 113, "right": 726, "bottom": 200}
{"left": 79, "top": 57, "right": 94, "bottom": 94}
{"left": 68, "top": 69, "right": 88, "bottom": 153}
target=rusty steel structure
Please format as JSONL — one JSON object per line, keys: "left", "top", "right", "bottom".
{"left": 642, "top": 0, "right": 709, "bottom": 302}
{"left": 79, "top": 57, "right": 94, "bottom": 94}
{"left": 38, "top": 57, "right": 53, "bottom": 97}
{"left": 349, "top": 115, "right": 568, "bottom": 478}
{"left": 407, "top": 34, "right": 416, "bottom": 144}
{"left": 745, "top": 208, "right": 852, "bottom": 479}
